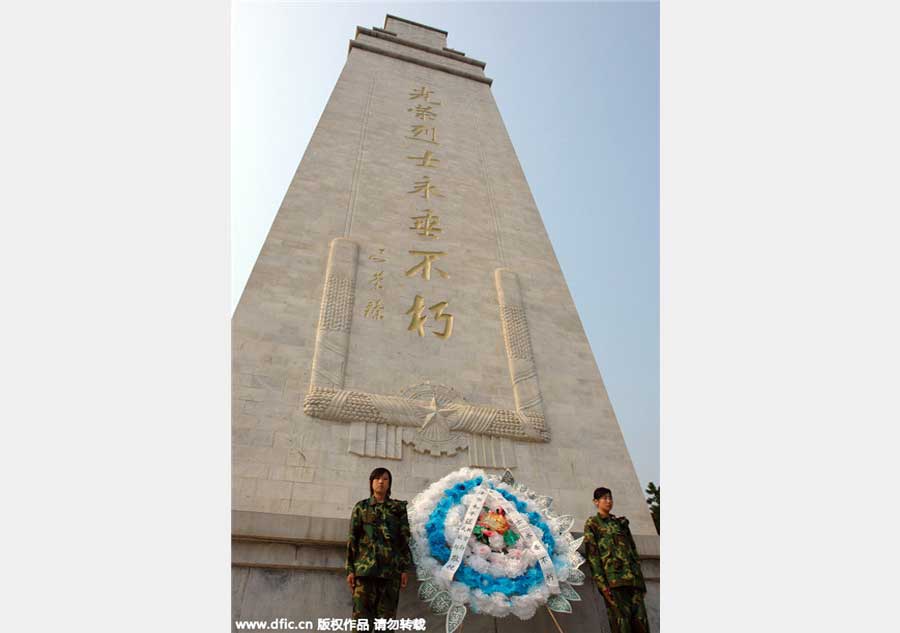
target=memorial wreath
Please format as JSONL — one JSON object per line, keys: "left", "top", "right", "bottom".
{"left": 408, "top": 468, "right": 586, "bottom": 632}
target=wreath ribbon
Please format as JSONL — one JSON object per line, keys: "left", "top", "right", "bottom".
{"left": 437, "top": 482, "right": 559, "bottom": 594}
{"left": 486, "top": 489, "right": 560, "bottom": 594}
{"left": 438, "top": 483, "right": 490, "bottom": 584}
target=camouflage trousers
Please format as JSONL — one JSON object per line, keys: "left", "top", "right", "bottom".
{"left": 600, "top": 586, "right": 650, "bottom": 633}
{"left": 352, "top": 576, "right": 401, "bottom": 627}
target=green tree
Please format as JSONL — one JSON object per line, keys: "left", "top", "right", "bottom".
{"left": 645, "top": 482, "right": 660, "bottom": 534}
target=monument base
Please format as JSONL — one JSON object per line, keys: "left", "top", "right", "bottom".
{"left": 232, "top": 511, "right": 660, "bottom": 633}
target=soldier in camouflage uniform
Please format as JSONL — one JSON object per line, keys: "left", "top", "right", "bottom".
{"left": 346, "top": 467, "right": 412, "bottom": 628}
{"left": 583, "top": 487, "right": 650, "bottom": 633}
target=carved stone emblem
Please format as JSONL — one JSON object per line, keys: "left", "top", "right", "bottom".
{"left": 400, "top": 383, "right": 468, "bottom": 456}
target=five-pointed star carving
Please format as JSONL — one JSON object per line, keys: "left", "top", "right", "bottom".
{"left": 420, "top": 396, "right": 456, "bottom": 430}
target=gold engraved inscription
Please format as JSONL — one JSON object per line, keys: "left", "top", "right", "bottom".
{"left": 406, "top": 125, "right": 438, "bottom": 145}
{"left": 409, "top": 210, "right": 442, "bottom": 239}
{"left": 404, "top": 295, "right": 454, "bottom": 339}
{"left": 408, "top": 104, "right": 438, "bottom": 121}
{"left": 405, "top": 251, "right": 449, "bottom": 281}
{"left": 408, "top": 176, "right": 443, "bottom": 200}
{"left": 363, "top": 299, "right": 385, "bottom": 320}
{"left": 406, "top": 150, "right": 440, "bottom": 168}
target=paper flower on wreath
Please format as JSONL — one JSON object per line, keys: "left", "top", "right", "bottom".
{"left": 408, "top": 468, "right": 587, "bottom": 633}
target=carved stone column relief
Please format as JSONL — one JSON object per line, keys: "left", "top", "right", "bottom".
{"left": 309, "top": 238, "right": 358, "bottom": 391}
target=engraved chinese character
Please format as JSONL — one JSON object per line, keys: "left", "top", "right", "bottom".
{"left": 405, "top": 150, "right": 440, "bottom": 168}
{"left": 408, "top": 176, "right": 442, "bottom": 200}
{"left": 368, "top": 248, "right": 387, "bottom": 262}
{"left": 406, "top": 125, "right": 438, "bottom": 144}
{"left": 364, "top": 299, "right": 384, "bottom": 320}
{"left": 408, "top": 86, "right": 440, "bottom": 103}
{"left": 405, "top": 295, "right": 454, "bottom": 339}
{"left": 429, "top": 300, "right": 454, "bottom": 339}
{"left": 370, "top": 271, "right": 384, "bottom": 289}
{"left": 407, "top": 104, "right": 437, "bottom": 121}
{"left": 410, "top": 209, "right": 442, "bottom": 238}
{"left": 405, "top": 295, "right": 427, "bottom": 336}
{"left": 405, "top": 250, "right": 449, "bottom": 280}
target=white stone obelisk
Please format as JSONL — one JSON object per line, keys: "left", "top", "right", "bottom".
{"left": 232, "top": 15, "right": 658, "bottom": 633}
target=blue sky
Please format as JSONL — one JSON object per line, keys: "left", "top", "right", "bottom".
{"left": 232, "top": 1, "right": 659, "bottom": 490}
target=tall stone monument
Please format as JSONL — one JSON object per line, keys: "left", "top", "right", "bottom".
{"left": 233, "top": 15, "right": 659, "bottom": 632}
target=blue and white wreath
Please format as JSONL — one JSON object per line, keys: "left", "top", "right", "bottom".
{"left": 408, "top": 468, "right": 587, "bottom": 632}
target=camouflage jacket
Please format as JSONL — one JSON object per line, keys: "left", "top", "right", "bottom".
{"left": 346, "top": 497, "right": 412, "bottom": 579}
{"left": 583, "top": 513, "right": 646, "bottom": 592}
